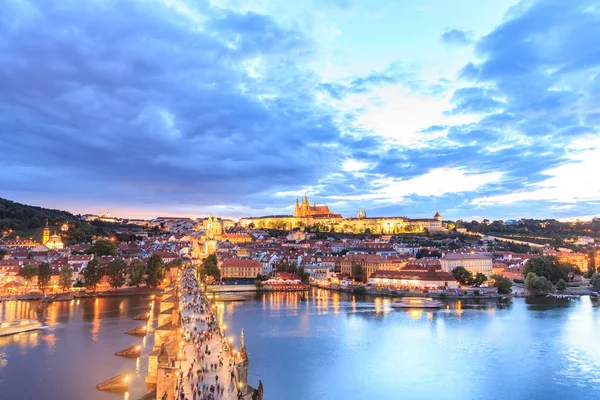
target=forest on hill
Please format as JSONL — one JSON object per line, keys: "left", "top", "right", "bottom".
{"left": 0, "top": 198, "right": 99, "bottom": 243}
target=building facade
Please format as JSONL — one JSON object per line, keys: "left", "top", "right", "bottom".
{"left": 440, "top": 253, "right": 493, "bottom": 277}
{"left": 220, "top": 258, "right": 262, "bottom": 279}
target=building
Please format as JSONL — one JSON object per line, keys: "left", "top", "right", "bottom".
{"left": 42, "top": 222, "right": 63, "bottom": 250}
{"left": 294, "top": 194, "right": 339, "bottom": 218}
{"left": 440, "top": 253, "right": 493, "bottom": 277}
{"left": 82, "top": 209, "right": 121, "bottom": 223}
{"left": 340, "top": 254, "right": 399, "bottom": 281}
{"left": 240, "top": 194, "right": 444, "bottom": 233}
{"left": 369, "top": 265, "right": 458, "bottom": 290}
{"left": 220, "top": 258, "right": 262, "bottom": 279}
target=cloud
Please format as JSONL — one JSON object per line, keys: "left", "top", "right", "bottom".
{"left": 472, "top": 136, "right": 600, "bottom": 206}
{"left": 441, "top": 29, "right": 474, "bottom": 45}
{"left": 0, "top": 0, "right": 352, "bottom": 213}
{"left": 328, "top": 167, "right": 503, "bottom": 203}
{"left": 0, "top": 0, "right": 599, "bottom": 221}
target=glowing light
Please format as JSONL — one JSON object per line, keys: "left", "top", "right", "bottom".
{"left": 136, "top": 345, "right": 141, "bottom": 350}
{"left": 124, "top": 375, "right": 130, "bottom": 382}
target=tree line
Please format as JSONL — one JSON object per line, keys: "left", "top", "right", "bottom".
{"left": 18, "top": 253, "right": 172, "bottom": 294}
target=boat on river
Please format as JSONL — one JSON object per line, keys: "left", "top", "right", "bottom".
{"left": 391, "top": 298, "right": 443, "bottom": 309}
{"left": 590, "top": 292, "right": 600, "bottom": 301}
{"left": 0, "top": 320, "right": 43, "bottom": 337}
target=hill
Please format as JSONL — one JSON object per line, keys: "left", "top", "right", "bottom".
{"left": 0, "top": 198, "right": 98, "bottom": 243}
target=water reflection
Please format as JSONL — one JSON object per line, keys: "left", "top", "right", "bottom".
{"left": 0, "top": 296, "right": 157, "bottom": 400}
{"left": 220, "top": 289, "right": 600, "bottom": 400}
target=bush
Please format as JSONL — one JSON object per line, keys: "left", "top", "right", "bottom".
{"left": 556, "top": 279, "right": 567, "bottom": 291}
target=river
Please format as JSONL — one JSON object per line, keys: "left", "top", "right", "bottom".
{"left": 220, "top": 288, "right": 600, "bottom": 400}
{"left": 0, "top": 296, "right": 157, "bottom": 400}
{"left": 1, "top": 291, "right": 599, "bottom": 400}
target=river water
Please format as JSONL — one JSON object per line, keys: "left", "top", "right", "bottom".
{"left": 0, "top": 296, "right": 157, "bottom": 400}
{"left": 220, "top": 288, "right": 600, "bottom": 400}
{"left": 1, "top": 291, "right": 599, "bottom": 400}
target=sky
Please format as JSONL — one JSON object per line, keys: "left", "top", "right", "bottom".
{"left": 1, "top": 0, "right": 600, "bottom": 221}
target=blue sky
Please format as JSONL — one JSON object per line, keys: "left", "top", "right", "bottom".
{"left": 1, "top": 0, "right": 599, "bottom": 220}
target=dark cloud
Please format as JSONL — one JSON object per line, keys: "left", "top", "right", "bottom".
{"left": 0, "top": 0, "right": 354, "bottom": 213}
{"left": 0, "top": 0, "right": 599, "bottom": 220}
{"left": 441, "top": 29, "right": 474, "bottom": 45}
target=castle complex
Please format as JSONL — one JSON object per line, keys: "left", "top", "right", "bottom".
{"left": 239, "top": 195, "right": 443, "bottom": 234}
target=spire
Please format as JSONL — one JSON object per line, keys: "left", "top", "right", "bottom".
{"left": 45, "top": 219, "right": 49, "bottom": 228}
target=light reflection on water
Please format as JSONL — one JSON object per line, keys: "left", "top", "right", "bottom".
{"left": 220, "top": 288, "right": 600, "bottom": 400}
{"left": 0, "top": 296, "right": 158, "bottom": 400}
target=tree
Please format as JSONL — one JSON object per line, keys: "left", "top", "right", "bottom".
{"left": 128, "top": 259, "right": 146, "bottom": 286}
{"left": 83, "top": 258, "right": 104, "bottom": 292}
{"left": 587, "top": 251, "right": 596, "bottom": 278}
{"left": 556, "top": 278, "right": 567, "bottom": 291}
{"left": 473, "top": 272, "right": 488, "bottom": 285}
{"left": 198, "top": 254, "right": 220, "bottom": 280}
{"left": 170, "top": 258, "right": 184, "bottom": 268}
{"left": 106, "top": 259, "right": 127, "bottom": 289}
{"left": 37, "top": 262, "right": 52, "bottom": 294}
{"left": 351, "top": 263, "right": 364, "bottom": 283}
{"left": 451, "top": 266, "right": 473, "bottom": 285}
{"left": 491, "top": 274, "right": 512, "bottom": 294}
{"left": 416, "top": 249, "right": 430, "bottom": 259}
{"left": 86, "top": 239, "right": 117, "bottom": 256}
{"left": 525, "top": 272, "right": 553, "bottom": 294}
{"left": 59, "top": 266, "right": 73, "bottom": 292}
{"left": 524, "top": 256, "right": 578, "bottom": 284}
{"left": 591, "top": 272, "right": 600, "bottom": 291}
{"left": 19, "top": 264, "right": 38, "bottom": 288}
{"left": 276, "top": 262, "right": 297, "bottom": 274}
{"left": 146, "top": 253, "right": 166, "bottom": 288}
{"left": 297, "top": 267, "right": 310, "bottom": 283}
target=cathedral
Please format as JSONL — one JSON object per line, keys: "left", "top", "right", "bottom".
{"left": 293, "top": 194, "right": 338, "bottom": 218}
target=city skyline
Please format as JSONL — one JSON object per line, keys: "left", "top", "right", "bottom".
{"left": 2, "top": 0, "right": 599, "bottom": 220}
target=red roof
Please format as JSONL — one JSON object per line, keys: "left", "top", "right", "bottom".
{"left": 221, "top": 258, "right": 261, "bottom": 269}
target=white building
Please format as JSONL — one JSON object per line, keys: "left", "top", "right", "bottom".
{"left": 440, "top": 253, "right": 493, "bottom": 277}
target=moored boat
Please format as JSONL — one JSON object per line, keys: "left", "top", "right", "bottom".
{"left": 0, "top": 320, "right": 43, "bottom": 337}
{"left": 590, "top": 292, "right": 600, "bottom": 301}
{"left": 391, "top": 298, "right": 443, "bottom": 309}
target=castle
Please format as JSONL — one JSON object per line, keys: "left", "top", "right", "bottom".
{"left": 240, "top": 195, "right": 443, "bottom": 234}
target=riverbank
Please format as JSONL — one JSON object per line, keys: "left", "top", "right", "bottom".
{"left": 312, "top": 283, "right": 503, "bottom": 300}
{"left": 0, "top": 286, "right": 164, "bottom": 302}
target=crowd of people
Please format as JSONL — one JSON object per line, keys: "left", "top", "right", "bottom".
{"left": 177, "top": 269, "right": 241, "bottom": 400}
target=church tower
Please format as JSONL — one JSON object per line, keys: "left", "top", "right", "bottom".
{"left": 42, "top": 220, "right": 50, "bottom": 245}
{"left": 301, "top": 193, "right": 310, "bottom": 216}
{"left": 294, "top": 198, "right": 300, "bottom": 217}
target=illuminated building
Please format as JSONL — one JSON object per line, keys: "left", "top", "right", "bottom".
{"left": 239, "top": 195, "right": 444, "bottom": 233}
{"left": 440, "top": 253, "right": 493, "bottom": 277}
{"left": 220, "top": 258, "right": 262, "bottom": 279}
